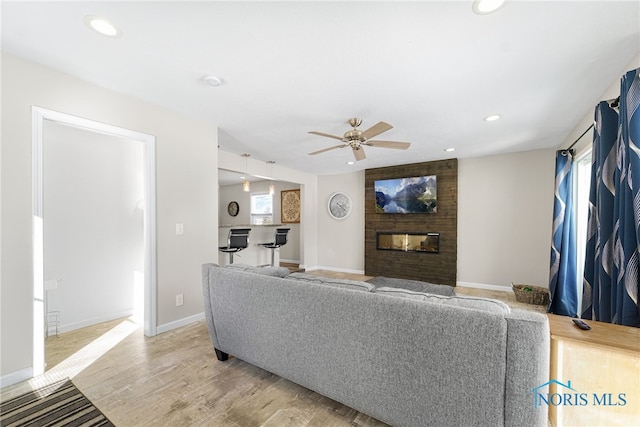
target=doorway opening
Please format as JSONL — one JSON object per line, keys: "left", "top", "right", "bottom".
{"left": 32, "top": 107, "right": 157, "bottom": 377}
{"left": 218, "top": 169, "right": 303, "bottom": 267}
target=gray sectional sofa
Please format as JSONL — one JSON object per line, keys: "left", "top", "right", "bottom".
{"left": 202, "top": 263, "right": 550, "bottom": 427}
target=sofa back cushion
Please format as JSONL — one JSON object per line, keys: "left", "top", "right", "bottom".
{"left": 287, "top": 272, "right": 376, "bottom": 292}
{"left": 366, "top": 276, "right": 455, "bottom": 296}
{"left": 225, "top": 263, "right": 290, "bottom": 278}
{"left": 375, "top": 286, "right": 511, "bottom": 314}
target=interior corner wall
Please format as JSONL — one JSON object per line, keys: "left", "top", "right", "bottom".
{"left": 317, "top": 171, "right": 365, "bottom": 273}
{"left": 365, "top": 159, "right": 458, "bottom": 285}
{"left": 1, "top": 53, "right": 218, "bottom": 381}
{"left": 457, "top": 149, "right": 555, "bottom": 289}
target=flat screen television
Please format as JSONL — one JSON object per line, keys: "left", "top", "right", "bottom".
{"left": 375, "top": 175, "right": 437, "bottom": 214}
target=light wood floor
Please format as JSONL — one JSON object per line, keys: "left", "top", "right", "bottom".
{"left": 1, "top": 270, "right": 544, "bottom": 426}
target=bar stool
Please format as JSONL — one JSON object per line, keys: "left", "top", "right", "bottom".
{"left": 219, "top": 228, "right": 251, "bottom": 264}
{"left": 259, "top": 228, "right": 290, "bottom": 266}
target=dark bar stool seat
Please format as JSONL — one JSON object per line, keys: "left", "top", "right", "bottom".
{"left": 219, "top": 228, "right": 251, "bottom": 264}
{"left": 259, "top": 228, "right": 290, "bottom": 266}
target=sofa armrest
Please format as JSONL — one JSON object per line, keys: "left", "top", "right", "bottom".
{"left": 202, "top": 263, "right": 222, "bottom": 350}
{"left": 504, "top": 309, "right": 550, "bottom": 427}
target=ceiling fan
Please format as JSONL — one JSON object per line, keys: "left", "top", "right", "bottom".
{"left": 308, "top": 118, "right": 411, "bottom": 161}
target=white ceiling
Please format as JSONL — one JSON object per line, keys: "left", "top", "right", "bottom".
{"left": 2, "top": 1, "right": 639, "bottom": 177}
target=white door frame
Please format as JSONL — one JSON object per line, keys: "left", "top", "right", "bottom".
{"left": 31, "top": 107, "right": 157, "bottom": 376}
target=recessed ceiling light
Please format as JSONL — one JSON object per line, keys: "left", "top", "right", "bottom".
{"left": 204, "top": 75, "right": 223, "bottom": 87}
{"left": 472, "top": 0, "right": 506, "bottom": 15}
{"left": 484, "top": 114, "right": 501, "bottom": 122}
{"left": 444, "top": 148, "right": 456, "bottom": 152}
{"left": 346, "top": 161, "right": 355, "bottom": 165}
{"left": 84, "top": 15, "right": 121, "bottom": 37}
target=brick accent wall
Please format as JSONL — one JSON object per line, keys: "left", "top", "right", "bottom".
{"left": 365, "top": 159, "right": 458, "bottom": 286}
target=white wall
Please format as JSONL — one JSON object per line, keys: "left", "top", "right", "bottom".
{"left": 317, "top": 171, "right": 365, "bottom": 273}
{"left": 43, "top": 121, "right": 143, "bottom": 332}
{"left": 458, "top": 149, "right": 555, "bottom": 289}
{"left": 1, "top": 54, "right": 218, "bottom": 380}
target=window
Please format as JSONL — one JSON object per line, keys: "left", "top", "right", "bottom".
{"left": 250, "top": 193, "right": 273, "bottom": 225}
{"left": 574, "top": 149, "right": 592, "bottom": 310}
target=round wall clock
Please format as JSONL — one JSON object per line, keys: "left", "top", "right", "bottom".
{"left": 227, "top": 201, "right": 239, "bottom": 217}
{"left": 328, "top": 192, "right": 352, "bottom": 220}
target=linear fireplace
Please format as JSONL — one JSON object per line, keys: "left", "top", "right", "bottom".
{"left": 376, "top": 231, "right": 440, "bottom": 253}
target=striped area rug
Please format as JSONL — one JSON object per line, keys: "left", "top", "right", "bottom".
{"left": 1, "top": 378, "right": 114, "bottom": 426}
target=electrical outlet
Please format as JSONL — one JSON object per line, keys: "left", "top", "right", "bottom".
{"left": 176, "top": 224, "right": 184, "bottom": 235}
{"left": 176, "top": 293, "right": 184, "bottom": 306}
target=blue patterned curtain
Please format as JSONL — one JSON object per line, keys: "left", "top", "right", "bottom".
{"left": 582, "top": 68, "right": 640, "bottom": 327}
{"left": 548, "top": 150, "right": 578, "bottom": 316}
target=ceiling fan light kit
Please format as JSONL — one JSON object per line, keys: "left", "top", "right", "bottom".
{"left": 308, "top": 118, "right": 411, "bottom": 162}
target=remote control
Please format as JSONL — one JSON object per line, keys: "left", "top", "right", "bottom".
{"left": 572, "top": 319, "right": 591, "bottom": 330}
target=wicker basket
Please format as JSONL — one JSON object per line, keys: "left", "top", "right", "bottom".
{"left": 511, "top": 283, "right": 549, "bottom": 306}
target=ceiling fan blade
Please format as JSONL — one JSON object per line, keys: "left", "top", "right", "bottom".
{"left": 364, "top": 140, "right": 411, "bottom": 150}
{"left": 360, "top": 121, "right": 393, "bottom": 140}
{"left": 308, "top": 144, "right": 346, "bottom": 155}
{"left": 353, "top": 147, "right": 366, "bottom": 161}
{"left": 308, "top": 131, "right": 344, "bottom": 141}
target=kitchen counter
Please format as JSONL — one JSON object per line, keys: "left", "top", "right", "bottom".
{"left": 218, "top": 225, "right": 286, "bottom": 266}
{"left": 219, "top": 224, "right": 284, "bottom": 227}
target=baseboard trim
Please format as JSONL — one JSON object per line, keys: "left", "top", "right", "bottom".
{"left": 305, "top": 265, "right": 366, "bottom": 275}
{"left": 156, "top": 312, "right": 205, "bottom": 335}
{"left": 1, "top": 367, "right": 33, "bottom": 388}
{"left": 456, "top": 281, "right": 512, "bottom": 292}
{"left": 280, "top": 258, "right": 300, "bottom": 264}
{"left": 58, "top": 309, "right": 134, "bottom": 334}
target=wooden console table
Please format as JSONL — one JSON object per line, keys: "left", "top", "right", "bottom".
{"left": 547, "top": 314, "right": 640, "bottom": 426}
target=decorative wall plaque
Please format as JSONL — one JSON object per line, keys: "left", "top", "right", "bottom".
{"left": 281, "top": 189, "right": 300, "bottom": 223}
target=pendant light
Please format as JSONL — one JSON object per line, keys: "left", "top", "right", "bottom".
{"left": 267, "top": 161, "right": 275, "bottom": 195}
{"left": 241, "top": 153, "right": 251, "bottom": 192}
